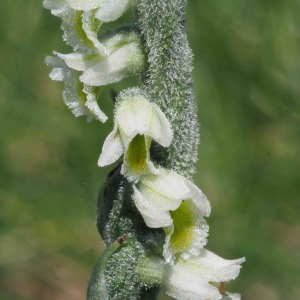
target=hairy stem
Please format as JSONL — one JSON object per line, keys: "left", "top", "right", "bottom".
{"left": 138, "top": 0, "right": 199, "bottom": 179}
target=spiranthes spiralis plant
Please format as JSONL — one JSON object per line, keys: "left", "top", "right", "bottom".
{"left": 44, "top": 0, "right": 245, "bottom": 299}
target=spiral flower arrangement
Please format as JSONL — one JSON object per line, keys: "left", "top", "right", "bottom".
{"left": 44, "top": 1, "right": 245, "bottom": 299}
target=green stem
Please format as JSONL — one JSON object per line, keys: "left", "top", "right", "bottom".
{"left": 87, "top": 241, "right": 122, "bottom": 300}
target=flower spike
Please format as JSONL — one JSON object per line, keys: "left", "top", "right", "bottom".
{"left": 98, "top": 88, "right": 173, "bottom": 182}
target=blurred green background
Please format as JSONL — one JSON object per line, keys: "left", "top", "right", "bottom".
{"left": 1, "top": 1, "right": 299, "bottom": 299}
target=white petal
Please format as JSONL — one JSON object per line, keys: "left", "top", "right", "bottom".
{"left": 140, "top": 168, "right": 193, "bottom": 203}
{"left": 138, "top": 180, "right": 182, "bottom": 212}
{"left": 80, "top": 42, "right": 144, "bottom": 86}
{"left": 95, "top": 0, "right": 135, "bottom": 22}
{"left": 166, "top": 251, "right": 245, "bottom": 300}
{"left": 183, "top": 249, "right": 245, "bottom": 283}
{"left": 117, "top": 96, "right": 159, "bottom": 140}
{"left": 67, "top": 0, "right": 105, "bottom": 10}
{"left": 54, "top": 51, "right": 103, "bottom": 71}
{"left": 113, "top": 91, "right": 172, "bottom": 148}
{"left": 133, "top": 186, "right": 173, "bottom": 228}
{"left": 54, "top": 52, "right": 87, "bottom": 71}
{"left": 166, "top": 263, "right": 221, "bottom": 300}
{"left": 152, "top": 103, "right": 173, "bottom": 147}
{"left": 98, "top": 125, "right": 124, "bottom": 166}
{"left": 185, "top": 179, "right": 211, "bottom": 217}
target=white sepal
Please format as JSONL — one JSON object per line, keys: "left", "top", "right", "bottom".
{"left": 54, "top": 51, "right": 101, "bottom": 71}
{"left": 98, "top": 124, "right": 124, "bottom": 166}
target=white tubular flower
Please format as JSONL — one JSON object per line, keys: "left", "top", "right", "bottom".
{"left": 45, "top": 56, "right": 107, "bottom": 122}
{"left": 165, "top": 249, "right": 245, "bottom": 300}
{"left": 133, "top": 168, "right": 211, "bottom": 263}
{"left": 98, "top": 88, "right": 173, "bottom": 182}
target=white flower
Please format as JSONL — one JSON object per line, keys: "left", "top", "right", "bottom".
{"left": 79, "top": 31, "right": 144, "bottom": 86}
{"left": 46, "top": 32, "right": 144, "bottom": 121}
{"left": 165, "top": 249, "right": 245, "bottom": 300}
{"left": 45, "top": 56, "right": 107, "bottom": 122}
{"left": 98, "top": 88, "right": 173, "bottom": 182}
{"left": 54, "top": 31, "right": 144, "bottom": 87}
{"left": 133, "top": 168, "right": 211, "bottom": 263}
{"left": 51, "top": 31, "right": 144, "bottom": 86}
